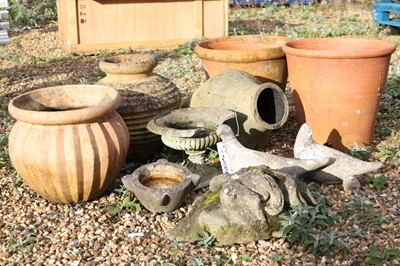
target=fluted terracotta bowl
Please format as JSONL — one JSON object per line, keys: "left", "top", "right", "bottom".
{"left": 8, "top": 85, "right": 130, "bottom": 203}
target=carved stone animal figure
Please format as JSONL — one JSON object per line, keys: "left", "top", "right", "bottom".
{"left": 294, "top": 123, "right": 383, "bottom": 193}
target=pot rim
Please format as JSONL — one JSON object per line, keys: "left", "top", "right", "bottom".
{"left": 136, "top": 163, "right": 193, "bottom": 191}
{"left": 123, "top": 159, "right": 199, "bottom": 193}
{"left": 147, "top": 107, "right": 235, "bottom": 138}
{"left": 253, "top": 82, "right": 289, "bottom": 130}
{"left": 8, "top": 85, "right": 122, "bottom": 125}
{"left": 282, "top": 38, "right": 396, "bottom": 59}
{"left": 195, "top": 35, "right": 291, "bottom": 63}
{"left": 99, "top": 54, "right": 158, "bottom": 74}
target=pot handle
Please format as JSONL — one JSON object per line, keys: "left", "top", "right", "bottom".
{"left": 189, "top": 173, "right": 201, "bottom": 187}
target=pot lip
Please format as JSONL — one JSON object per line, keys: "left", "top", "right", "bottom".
{"left": 282, "top": 38, "right": 396, "bottom": 59}
{"left": 127, "top": 160, "right": 195, "bottom": 192}
{"left": 147, "top": 107, "right": 235, "bottom": 138}
{"left": 8, "top": 85, "right": 121, "bottom": 125}
{"left": 253, "top": 82, "right": 289, "bottom": 130}
{"left": 195, "top": 35, "right": 291, "bottom": 63}
{"left": 99, "top": 53, "right": 158, "bottom": 74}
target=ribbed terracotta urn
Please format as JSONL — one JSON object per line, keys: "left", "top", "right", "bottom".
{"left": 97, "top": 53, "right": 182, "bottom": 161}
{"left": 283, "top": 38, "right": 396, "bottom": 151}
{"left": 195, "top": 35, "right": 291, "bottom": 90}
{"left": 8, "top": 85, "right": 129, "bottom": 203}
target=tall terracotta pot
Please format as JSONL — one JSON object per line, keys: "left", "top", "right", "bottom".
{"left": 97, "top": 54, "right": 182, "bottom": 161}
{"left": 195, "top": 35, "right": 291, "bottom": 90}
{"left": 8, "top": 85, "right": 130, "bottom": 203}
{"left": 282, "top": 38, "right": 396, "bottom": 151}
{"left": 189, "top": 70, "right": 289, "bottom": 149}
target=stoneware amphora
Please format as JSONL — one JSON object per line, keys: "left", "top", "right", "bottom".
{"left": 8, "top": 85, "right": 130, "bottom": 203}
{"left": 195, "top": 35, "right": 291, "bottom": 90}
{"left": 189, "top": 70, "right": 289, "bottom": 148}
{"left": 97, "top": 53, "right": 182, "bottom": 161}
{"left": 282, "top": 38, "right": 396, "bottom": 151}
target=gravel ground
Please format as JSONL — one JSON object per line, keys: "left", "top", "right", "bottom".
{"left": 1, "top": 3, "right": 400, "bottom": 266}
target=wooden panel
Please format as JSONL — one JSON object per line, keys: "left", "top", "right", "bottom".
{"left": 194, "top": 0, "right": 204, "bottom": 38}
{"left": 66, "top": 38, "right": 192, "bottom": 54}
{"left": 57, "top": 0, "right": 227, "bottom": 53}
{"left": 56, "top": 0, "right": 79, "bottom": 52}
{"left": 203, "top": 0, "right": 228, "bottom": 38}
{"left": 77, "top": 0, "right": 195, "bottom": 44}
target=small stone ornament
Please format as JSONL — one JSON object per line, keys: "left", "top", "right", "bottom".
{"left": 294, "top": 123, "right": 383, "bottom": 193}
{"left": 122, "top": 159, "right": 200, "bottom": 213}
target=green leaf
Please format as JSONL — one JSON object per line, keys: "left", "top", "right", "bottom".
{"left": 121, "top": 197, "right": 142, "bottom": 212}
{"left": 315, "top": 220, "right": 329, "bottom": 227}
{"left": 122, "top": 196, "right": 132, "bottom": 206}
{"left": 113, "top": 185, "right": 126, "bottom": 194}
{"left": 132, "top": 203, "right": 142, "bottom": 212}
{"left": 191, "top": 257, "right": 204, "bottom": 266}
{"left": 288, "top": 229, "right": 299, "bottom": 243}
{"left": 366, "top": 248, "right": 382, "bottom": 258}
{"left": 239, "top": 254, "right": 251, "bottom": 262}
{"left": 107, "top": 203, "right": 123, "bottom": 215}
{"left": 365, "top": 256, "right": 384, "bottom": 265}
{"left": 7, "top": 237, "right": 18, "bottom": 250}
{"left": 384, "top": 248, "right": 400, "bottom": 260}
{"left": 281, "top": 224, "right": 293, "bottom": 237}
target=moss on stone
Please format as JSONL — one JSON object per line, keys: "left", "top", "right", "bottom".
{"left": 196, "top": 185, "right": 223, "bottom": 209}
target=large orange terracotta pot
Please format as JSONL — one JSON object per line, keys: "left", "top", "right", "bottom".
{"left": 195, "top": 35, "right": 291, "bottom": 90}
{"left": 8, "top": 85, "right": 130, "bottom": 203}
{"left": 282, "top": 38, "right": 396, "bottom": 151}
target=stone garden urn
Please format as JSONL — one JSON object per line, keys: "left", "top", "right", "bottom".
{"left": 147, "top": 107, "right": 234, "bottom": 189}
{"left": 122, "top": 159, "right": 200, "bottom": 213}
{"left": 8, "top": 85, "right": 129, "bottom": 204}
{"left": 97, "top": 53, "right": 182, "bottom": 161}
{"left": 283, "top": 38, "right": 396, "bottom": 151}
{"left": 195, "top": 35, "right": 291, "bottom": 90}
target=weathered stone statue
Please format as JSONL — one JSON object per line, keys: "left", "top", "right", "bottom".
{"left": 168, "top": 166, "right": 319, "bottom": 245}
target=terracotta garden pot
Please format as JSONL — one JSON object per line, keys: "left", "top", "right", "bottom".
{"left": 283, "top": 38, "right": 396, "bottom": 151}
{"left": 8, "top": 85, "right": 130, "bottom": 203}
{"left": 195, "top": 35, "right": 291, "bottom": 90}
{"left": 97, "top": 53, "right": 182, "bottom": 161}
